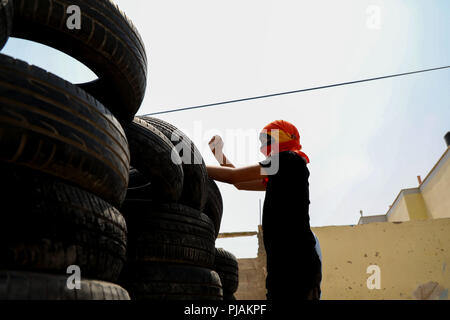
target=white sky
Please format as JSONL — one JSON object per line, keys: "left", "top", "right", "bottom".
{"left": 3, "top": 0, "right": 449, "bottom": 258}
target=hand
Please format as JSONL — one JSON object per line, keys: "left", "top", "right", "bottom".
{"left": 208, "top": 135, "right": 224, "bottom": 155}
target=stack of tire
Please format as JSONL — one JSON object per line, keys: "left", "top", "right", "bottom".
{"left": 119, "top": 116, "right": 229, "bottom": 300}
{"left": 214, "top": 248, "right": 239, "bottom": 300}
{"left": 205, "top": 179, "right": 240, "bottom": 300}
{"left": 0, "top": 0, "right": 147, "bottom": 299}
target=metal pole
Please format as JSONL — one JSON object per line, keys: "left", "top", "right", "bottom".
{"left": 259, "top": 199, "right": 262, "bottom": 226}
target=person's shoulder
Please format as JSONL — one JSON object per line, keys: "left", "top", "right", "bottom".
{"left": 259, "top": 151, "right": 308, "bottom": 168}
{"left": 259, "top": 152, "right": 296, "bottom": 165}
{"left": 282, "top": 150, "right": 306, "bottom": 162}
{"left": 282, "top": 151, "right": 309, "bottom": 171}
{"left": 281, "top": 150, "right": 296, "bottom": 157}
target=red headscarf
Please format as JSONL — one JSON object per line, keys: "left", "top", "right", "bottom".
{"left": 260, "top": 120, "right": 310, "bottom": 163}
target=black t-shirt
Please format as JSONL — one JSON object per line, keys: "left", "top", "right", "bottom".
{"left": 259, "top": 151, "right": 315, "bottom": 254}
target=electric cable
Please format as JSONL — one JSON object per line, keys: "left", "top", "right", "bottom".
{"left": 141, "top": 65, "right": 449, "bottom": 116}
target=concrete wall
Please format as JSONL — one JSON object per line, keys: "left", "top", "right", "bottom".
{"left": 385, "top": 147, "right": 449, "bottom": 222}
{"left": 404, "top": 191, "right": 429, "bottom": 220}
{"left": 387, "top": 189, "right": 429, "bottom": 222}
{"left": 235, "top": 258, "right": 267, "bottom": 300}
{"left": 358, "top": 215, "right": 387, "bottom": 225}
{"left": 386, "top": 192, "right": 410, "bottom": 222}
{"left": 314, "top": 218, "right": 450, "bottom": 299}
{"left": 386, "top": 188, "right": 430, "bottom": 222}
{"left": 236, "top": 218, "right": 450, "bottom": 300}
{"left": 420, "top": 148, "right": 450, "bottom": 219}
{"left": 235, "top": 225, "right": 267, "bottom": 300}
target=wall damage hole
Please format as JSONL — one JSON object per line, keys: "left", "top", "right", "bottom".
{"left": 413, "top": 281, "right": 448, "bottom": 300}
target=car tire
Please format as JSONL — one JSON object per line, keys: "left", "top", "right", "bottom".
{"left": 0, "top": 0, "right": 13, "bottom": 50}
{"left": 120, "top": 201, "right": 216, "bottom": 268}
{"left": 140, "top": 116, "right": 208, "bottom": 210}
{"left": 214, "top": 248, "right": 239, "bottom": 294}
{"left": 0, "top": 270, "right": 130, "bottom": 300}
{"left": 124, "top": 118, "right": 184, "bottom": 203}
{"left": 11, "top": 0, "right": 147, "bottom": 122}
{"left": 0, "top": 167, "right": 127, "bottom": 282}
{"left": 125, "top": 167, "right": 155, "bottom": 200}
{"left": 120, "top": 262, "right": 222, "bottom": 300}
{"left": 203, "top": 178, "right": 223, "bottom": 238}
{"left": 0, "top": 54, "right": 130, "bottom": 207}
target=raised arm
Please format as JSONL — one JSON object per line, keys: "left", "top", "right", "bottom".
{"left": 207, "top": 135, "right": 267, "bottom": 191}
{"left": 206, "top": 164, "right": 267, "bottom": 191}
{"left": 208, "top": 135, "right": 235, "bottom": 168}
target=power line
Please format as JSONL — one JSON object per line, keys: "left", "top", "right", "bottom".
{"left": 141, "top": 65, "right": 450, "bottom": 116}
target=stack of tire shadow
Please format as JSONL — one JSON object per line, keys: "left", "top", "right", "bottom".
{"left": 0, "top": 0, "right": 147, "bottom": 299}
{"left": 120, "top": 116, "right": 239, "bottom": 301}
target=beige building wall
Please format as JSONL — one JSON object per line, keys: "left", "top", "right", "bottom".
{"left": 383, "top": 147, "right": 449, "bottom": 223}
{"left": 235, "top": 258, "right": 267, "bottom": 300}
{"left": 387, "top": 189, "right": 430, "bottom": 222}
{"left": 236, "top": 218, "right": 450, "bottom": 300}
{"left": 314, "top": 218, "right": 449, "bottom": 300}
{"left": 386, "top": 193, "right": 410, "bottom": 222}
{"left": 404, "top": 192, "right": 429, "bottom": 220}
{"left": 235, "top": 225, "right": 267, "bottom": 300}
{"left": 420, "top": 148, "right": 450, "bottom": 219}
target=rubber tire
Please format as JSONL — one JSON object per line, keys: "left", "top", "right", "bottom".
{"left": 0, "top": 167, "right": 127, "bottom": 282}
{"left": 128, "top": 167, "right": 149, "bottom": 189}
{"left": 0, "top": 0, "right": 13, "bottom": 50}
{"left": 204, "top": 178, "right": 223, "bottom": 238}
{"left": 140, "top": 116, "right": 208, "bottom": 210}
{"left": 125, "top": 167, "right": 155, "bottom": 200}
{"left": 12, "top": 0, "right": 147, "bottom": 122}
{"left": 0, "top": 270, "right": 130, "bottom": 300}
{"left": 0, "top": 54, "right": 130, "bottom": 208}
{"left": 124, "top": 118, "right": 183, "bottom": 203}
{"left": 120, "top": 262, "right": 222, "bottom": 301}
{"left": 120, "top": 201, "right": 216, "bottom": 268}
{"left": 223, "top": 291, "right": 236, "bottom": 301}
{"left": 214, "top": 248, "right": 239, "bottom": 294}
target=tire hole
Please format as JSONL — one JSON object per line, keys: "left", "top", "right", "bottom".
{"left": 2, "top": 37, "right": 98, "bottom": 84}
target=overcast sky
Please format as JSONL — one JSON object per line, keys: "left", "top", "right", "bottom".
{"left": 3, "top": 0, "right": 449, "bottom": 258}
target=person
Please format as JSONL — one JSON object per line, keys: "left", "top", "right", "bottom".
{"left": 206, "top": 120, "right": 322, "bottom": 302}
